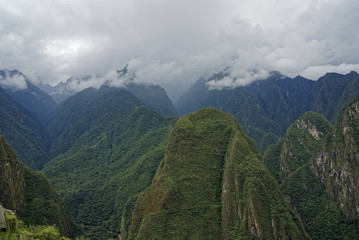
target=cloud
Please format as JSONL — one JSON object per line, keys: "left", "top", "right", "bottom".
{"left": 0, "top": 0, "right": 358, "bottom": 100}
{"left": 0, "top": 71, "right": 27, "bottom": 90}
{"left": 206, "top": 67, "right": 270, "bottom": 90}
{"left": 300, "top": 63, "right": 359, "bottom": 80}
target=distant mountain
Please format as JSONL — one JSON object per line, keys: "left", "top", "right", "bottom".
{"left": 309, "top": 71, "right": 359, "bottom": 121}
{"left": 263, "top": 99, "right": 359, "bottom": 239}
{"left": 125, "top": 108, "right": 309, "bottom": 240}
{"left": 43, "top": 86, "right": 178, "bottom": 239}
{"left": 176, "top": 70, "right": 359, "bottom": 153}
{"left": 0, "top": 87, "right": 49, "bottom": 169}
{"left": 41, "top": 66, "right": 178, "bottom": 116}
{"left": 0, "top": 135, "right": 74, "bottom": 237}
{"left": 0, "top": 70, "right": 57, "bottom": 123}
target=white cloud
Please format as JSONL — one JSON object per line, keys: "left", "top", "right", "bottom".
{"left": 300, "top": 63, "right": 359, "bottom": 80}
{"left": 0, "top": 0, "right": 358, "bottom": 99}
{"left": 0, "top": 71, "right": 27, "bottom": 90}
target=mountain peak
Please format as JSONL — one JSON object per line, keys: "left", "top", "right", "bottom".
{"left": 126, "top": 108, "right": 309, "bottom": 239}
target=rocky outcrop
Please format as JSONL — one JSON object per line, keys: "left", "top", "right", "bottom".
{"left": 263, "top": 112, "right": 331, "bottom": 183}
{"left": 0, "top": 205, "right": 6, "bottom": 231}
{"left": 313, "top": 98, "right": 359, "bottom": 218}
{"left": 0, "top": 135, "right": 25, "bottom": 212}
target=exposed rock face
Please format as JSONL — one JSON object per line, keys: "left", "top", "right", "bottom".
{"left": 0, "top": 135, "right": 24, "bottom": 212}
{"left": 126, "top": 108, "right": 309, "bottom": 240}
{"left": 0, "top": 135, "right": 75, "bottom": 237}
{"left": 263, "top": 112, "right": 331, "bottom": 183}
{"left": 0, "top": 205, "right": 6, "bottom": 231}
{"left": 313, "top": 99, "right": 359, "bottom": 218}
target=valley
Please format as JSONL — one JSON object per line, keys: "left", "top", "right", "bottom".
{"left": 0, "top": 69, "right": 359, "bottom": 239}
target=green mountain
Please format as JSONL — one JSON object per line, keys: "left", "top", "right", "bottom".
{"left": 125, "top": 108, "right": 309, "bottom": 240}
{"left": 263, "top": 112, "right": 331, "bottom": 183}
{"left": 43, "top": 86, "right": 178, "bottom": 239}
{"left": 313, "top": 98, "right": 359, "bottom": 218}
{"left": 176, "top": 71, "right": 359, "bottom": 153}
{"left": 0, "top": 87, "right": 49, "bottom": 169}
{"left": 0, "top": 135, "right": 74, "bottom": 237}
{"left": 263, "top": 99, "right": 359, "bottom": 239}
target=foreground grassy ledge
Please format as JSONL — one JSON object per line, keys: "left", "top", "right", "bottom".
{"left": 123, "top": 108, "right": 309, "bottom": 240}
{"left": 0, "top": 204, "right": 69, "bottom": 240}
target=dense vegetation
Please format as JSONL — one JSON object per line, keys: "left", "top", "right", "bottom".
{"left": 0, "top": 135, "right": 74, "bottom": 237}
{"left": 42, "top": 86, "right": 178, "bottom": 239}
{"left": 0, "top": 205, "right": 70, "bottom": 240}
{"left": 2, "top": 68, "right": 359, "bottom": 239}
{"left": 0, "top": 87, "right": 49, "bottom": 169}
{"left": 263, "top": 98, "right": 359, "bottom": 239}
{"left": 126, "top": 108, "right": 309, "bottom": 240}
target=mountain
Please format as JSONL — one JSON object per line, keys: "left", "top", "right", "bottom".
{"left": 0, "top": 135, "right": 75, "bottom": 237}
{"left": 126, "top": 82, "right": 178, "bottom": 116}
{"left": 309, "top": 71, "right": 359, "bottom": 121}
{"left": 0, "top": 70, "right": 57, "bottom": 123}
{"left": 313, "top": 97, "right": 359, "bottom": 218}
{"left": 43, "top": 86, "right": 178, "bottom": 239}
{"left": 176, "top": 70, "right": 359, "bottom": 153}
{"left": 263, "top": 112, "right": 331, "bottom": 183}
{"left": 0, "top": 87, "right": 49, "bottom": 169}
{"left": 125, "top": 108, "right": 309, "bottom": 240}
{"left": 263, "top": 99, "right": 359, "bottom": 239}
{"left": 41, "top": 66, "right": 178, "bottom": 116}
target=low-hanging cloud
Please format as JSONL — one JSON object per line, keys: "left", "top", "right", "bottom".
{"left": 0, "top": 71, "right": 27, "bottom": 90}
{"left": 0, "top": 0, "right": 358, "bottom": 101}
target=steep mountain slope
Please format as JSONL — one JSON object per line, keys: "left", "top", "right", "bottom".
{"left": 263, "top": 112, "right": 331, "bottom": 183}
{"left": 43, "top": 86, "right": 178, "bottom": 239}
{"left": 263, "top": 101, "right": 359, "bottom": 239}
{"left": 126, "top": 108, "right": 309, "bottom": 240}
{"left": 177, "top": 71, "right": 359, "bottom": 153}
{"left": 0, "top": 87, "right": 49, "bottom": 169}
{"left": 313, "top": 97, "right": 359, "bottom": 218}
{"left": 0, "top": 135, "right": 74, "bottom": 237}
{"left": 0, "top": 70, "right": 57, "bottom": 123}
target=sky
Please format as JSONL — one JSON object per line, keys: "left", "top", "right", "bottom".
{"left": 0, "top": 0, "right": 359, "bottom": 101}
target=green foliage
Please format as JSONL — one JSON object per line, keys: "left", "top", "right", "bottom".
{"left": 281, "top": 163, "right": 359, "bottom": 239}
{"left": 0, "top": 209, "right": 69, "bottom": 240}
{"left": 127, "top": 108, "right": 308, "bottom": 240}
{"left": 0, "top": 87, "right": 49, "bottom": 169}
{"left": 265, "top": 104, "right": 359, "bottom": 239}
{"left": 263, "top": 111, "right": 331, "bottom": 183}
{"left": 0, "top": 135, "right": 74, "bottom": 237}
{"left": 20, "top": 167, "right": 75, "bottom": 237}
{"left": 43, "top": 87, "right": 178, "bottom": 239}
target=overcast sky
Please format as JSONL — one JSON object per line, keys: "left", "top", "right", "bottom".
{"left": 1, "top": 0, "right": 359, "bottom": 101}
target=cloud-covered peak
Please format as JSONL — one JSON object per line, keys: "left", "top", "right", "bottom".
{"left": 0, "top": 70, "right": 27, "bottom": 90}
{"left": 0, "top": 0, "right": 358, "bottom": 100}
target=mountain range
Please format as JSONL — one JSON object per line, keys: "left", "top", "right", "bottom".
{"left": 176, "top": 70, "right": 359, "bottom": 153}
{"left": 0, "top": 68, "right": 359, "bottom": 239}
